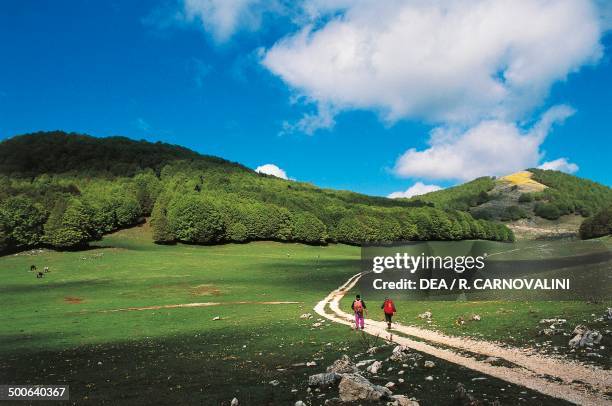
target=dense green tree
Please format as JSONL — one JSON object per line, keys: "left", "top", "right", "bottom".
{"left": 43, "top": 199, "right": 95, "bottom": 248}
{"left": 579, "top": 206, "right": 612, "bottom": 239}
{"left": 150, "top": 195, "right": 175, "bottom": 243}
{"left": 292, "top": 212, "right": 327, "bottom": 244}
{"left": 167, "top": 194, "right": 224, "bottom": 243}
{"left": 0, "top": 196, "right": 46, "bottom": 248}
{"left": 534, "top": 202, "right": 561, "bottom": 220}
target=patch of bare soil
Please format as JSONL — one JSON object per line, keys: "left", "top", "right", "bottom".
{"left": 189, "top": 284, "right": 222, "bottom": 296}
{"left": 64, "top": 296, "right": 84, "bottom": 304}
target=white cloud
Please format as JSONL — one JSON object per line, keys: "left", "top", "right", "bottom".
{"left": 388, "top": 182, "right": 443, "bottom": 199}
{"left": 393, "top": 105, "right": 575, "bottom": 181}
{"left": 255, "top": 163, "right": 290, "bottom": 179}
{"left": 263, "top": 0, "right": 603, "bottom": 131}
{"left": 538, "top": 158, "right": 579, "bottom": 173}
{"left": 182, "top": 0, "right": 289, "bottom": 42}
{"left": 279, "top": 104, "right": 336, "bottom": 135}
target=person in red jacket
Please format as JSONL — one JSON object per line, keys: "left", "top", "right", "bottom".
{"left": 381, "top": 297, "right": 396, "bottom": 329}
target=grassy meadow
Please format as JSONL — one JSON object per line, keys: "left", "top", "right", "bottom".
{"left": 0, "top": 223, "right": 604, "bottom": 405}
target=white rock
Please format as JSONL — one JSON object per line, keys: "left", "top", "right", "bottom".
{"left": 212, "top": 316, "right": 221, "bottom": 321}
{"left": 230, "top": 398, "right": 239, "bottom": 406}
{"left": 269, "top": 380, "right": 280, "bottom": 386}
{"left": 424, "top": 361, "right": 435, "bottom": 368}
{"left": 425, "top": 376, "right": 433, "bottom": 381}
{"left": 356, "top": 359, "right": 376, "bottom": 368}
{"left": 306, "top": 361, "right": 317, "bottom": 367}
{"left": 418, "top": 311, "right": 432, "bottom": 320}
{"left": 295, "top": 401, "right": 306, "bottom": 406}
{"left": 367, "top": 360, "right": 383, "bottom": 374}
{"left": 385, "top": 381, "right": 396, "bottom": 388}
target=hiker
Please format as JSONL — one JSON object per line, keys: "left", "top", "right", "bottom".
{"left": 351, "top": 294, "right": 367, "bottom": 330}
{"left": 381, "top": 297, "right": 397, "bottom": 329}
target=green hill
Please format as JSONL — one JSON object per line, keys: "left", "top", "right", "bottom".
{"left": 409, "top": 169, "right": 612, "bottom": 239}
{"left": 0, "top": 132, "right": 514, "bottom": 254}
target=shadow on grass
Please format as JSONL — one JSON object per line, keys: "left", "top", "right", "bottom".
{"left": 0, "top": 279, "right": 111, "bottom": 295}
{"left": 0, "top": 323, "right": 573, "bottom": 406}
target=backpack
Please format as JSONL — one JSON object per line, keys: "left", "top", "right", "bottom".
{"left": 384, "top": 300, "right": 394, "bottom": 314}
{"left": 354, "top": 300, "right": 363, "bottom": 314}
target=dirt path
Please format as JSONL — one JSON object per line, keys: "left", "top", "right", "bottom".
{"left": 315, "top": 272, "right": 612, "bottom": 406}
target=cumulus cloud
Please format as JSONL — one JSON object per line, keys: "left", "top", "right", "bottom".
{"left": 255, "top": 163, "right": 290, "bottom": 179}
{"left": 388, "top": 182, "right": 443, "bottom": 199}
{"left": 393, "top": 105, "right": 575, "bottom": 181}
{"left": 263, "top": 0, "right": 603, "bottom": 130}
{"left": 538, "top": 158, "right": 579, "bottom": 173}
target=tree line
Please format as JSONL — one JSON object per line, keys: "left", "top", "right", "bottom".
{"left": 0, "top": 132, "right": 515, "bottom": 255}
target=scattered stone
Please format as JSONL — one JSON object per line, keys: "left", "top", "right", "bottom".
{"left": 295, "top": 401, "right": 305, "bottom": 406}
{"left": 300, "top": 313, "right": 313, "bottom": 319}
{"left": 389, "top": 394, "right": 420, "bottom": 406}
{"left": 230, "top": 397, "right": 239, "bottom": 406}
{"left": 312, "top": 322, "right": 323, "bottom": 328}
{"left": 367, "top": 361, "right": 383, "bottom": 374}
{"left": 269, "top": 380, "right": 280, "bottom": 386}
{"left": 424, "top": 360, "right": 435, "bottom": 368}
{"left": 538, "top": 328, "right": 556, "bottom": 337}
{"left": 212, "top": 316, "right": 221, "bottom": 321}
{"left": 471, "top": 314, "right": 481, "bottom": 321}
{"left": 606, "top": 308, "right": 612, "bottom": 321}
{"left": 327, "top": 355, "right": 358, "bottom": 374}
{"left": 306, "top": 361, "right": 317, "bottom": 367}
{"left": 366, "top": 346, "right": 381, "bottom": 355}
{"left": 356, "top": 359, "right": 376, "bottom": 368}
{"left": 568, "top": 325, "right": 603, "bottom": 349}
{"left": 390, "top": 345, "right": 411, "bottom": 362}
{"left": 338, "top": 373, "right": 392, "bottom": 402}
{"left": 324, "top": 398, "right": 342, "bottom": 405}
{"left": 308, "top": 372, "right": 342, "bottom": 387}
{"left": 484, "top": 356, "right": 501, "bottom": 365}
{"left": 424, "top": 376, "right": 433, "bottom": 382}
{"left": 398, "top": 378, "right": 404, "bottom": 383}
{"left": 398, "top": 370, "right": 405, "bottom": 375}
{"left": 418, "top": 311, "right": 432, "bottom": 320}
{"left": 385, "top": 381, "right": 396, "bottom": 389}
{"left": 471, "top": 377, "right": 487, "bottom": 381}
{"left": 539, "top": 318, "right": 567, "bottom": 325}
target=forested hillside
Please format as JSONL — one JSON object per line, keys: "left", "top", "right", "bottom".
{"left": 0, "top": 132, "right": 514, "bottom": 254}
{"left": 410, "top": 169, "right": 612, "bottom": 224}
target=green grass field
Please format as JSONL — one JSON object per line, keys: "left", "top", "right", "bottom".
{"left": 0, "top": 224, "right": 605, "bottom": 405}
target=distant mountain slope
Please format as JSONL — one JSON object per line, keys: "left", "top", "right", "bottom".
{"left": 0, "top": 132, "right": 513, "bottom": 254}
{"left": 0, "top": 131, "right": 242, "bottom": 177}
{"left": 411, "top": 169, "right": 612, "bottom": 239}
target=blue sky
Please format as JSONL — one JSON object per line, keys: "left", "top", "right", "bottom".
{"left": 0, "top": 1, "right": 610, "bottom": 196}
